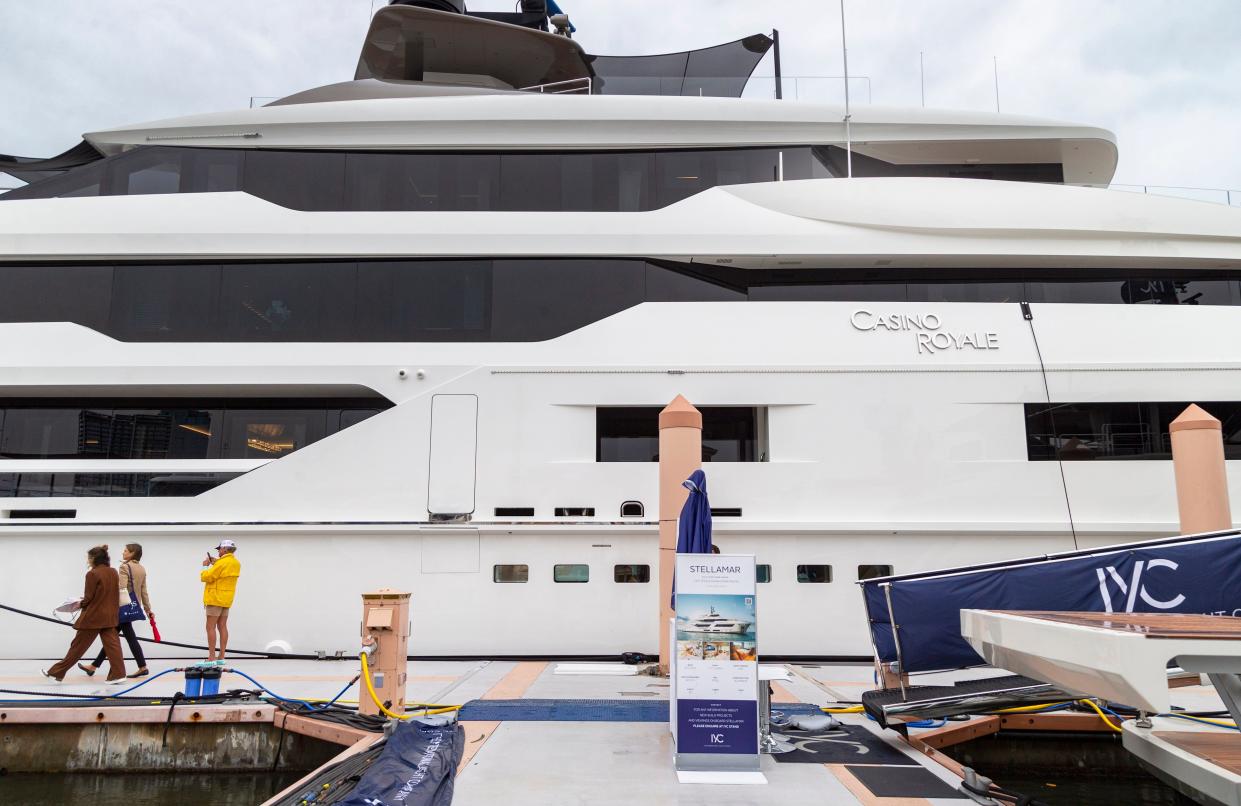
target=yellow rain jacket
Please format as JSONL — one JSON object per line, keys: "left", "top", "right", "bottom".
{"left": 200, "top": 552, "right": 241, "bottom": 607}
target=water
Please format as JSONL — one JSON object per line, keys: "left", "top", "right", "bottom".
{"left": 0, "top": 771, "right": 305, "bottom": 806}
{"left": 997, "top": 774, "right": 1194, "bottom": 805}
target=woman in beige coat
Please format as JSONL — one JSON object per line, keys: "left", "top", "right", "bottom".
{"left": 79, "top": 542, "right": 154, "bottom": 678}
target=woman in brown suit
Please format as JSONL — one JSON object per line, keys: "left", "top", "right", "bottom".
{"left": 43, "top": 545, "right": 126, "bottom": 683}
{"left": 79, "top": 542, "right": 153, "bottom": 679}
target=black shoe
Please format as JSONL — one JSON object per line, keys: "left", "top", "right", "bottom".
{"left": 77, "top": 663, "right": 97, "bottom": 677}
{"left": 126, "top": 667, "right": 149, "bottom": 679}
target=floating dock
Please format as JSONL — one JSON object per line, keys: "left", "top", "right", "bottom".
{"left": 2, "top": 658, "right": 997, "bottom": 805}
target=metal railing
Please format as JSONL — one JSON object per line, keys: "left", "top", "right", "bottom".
{"left": 518, "top": 76, "right": 592, "bottom": 95}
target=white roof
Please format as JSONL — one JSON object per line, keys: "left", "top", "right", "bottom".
{"left": 83, "top": 94, "right": 1119, "bottom": 185}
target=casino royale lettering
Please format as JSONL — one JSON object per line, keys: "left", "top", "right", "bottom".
{"left": 850, "top": 309, "right": 1000, "bottom": 354}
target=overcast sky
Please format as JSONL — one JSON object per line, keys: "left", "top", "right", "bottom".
{"left": 1, "top": 0, "right": 1238, "bottom": 194}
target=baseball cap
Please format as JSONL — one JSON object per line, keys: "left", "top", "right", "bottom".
{"left": 216, "top": 539, "right": 237, "bottom": 550}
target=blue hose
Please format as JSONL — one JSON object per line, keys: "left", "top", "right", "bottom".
{"left": 226, "top": 667, "right": 322, "bottom": 711}
{"left": 0, "top": 667, "right": 181, "bottom": 703}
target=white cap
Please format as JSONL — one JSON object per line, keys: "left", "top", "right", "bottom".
{"left": 216, "top": 539, "right": 237, "bottom": 550}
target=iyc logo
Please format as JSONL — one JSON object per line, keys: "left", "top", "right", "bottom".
{"left": 1095, "top": 559, "right": 1186, "bottom": 613}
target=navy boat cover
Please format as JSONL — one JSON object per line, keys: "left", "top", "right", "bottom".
{"left": 339, "top": 720, "right": 465, "bottom": 806}
{"left": 860, "top": 529, "right": 1241, "bottom": 673}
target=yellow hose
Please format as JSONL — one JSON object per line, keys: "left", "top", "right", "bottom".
{"left": 821, "top": 706, "right": 865, "bottom": 714}
{"left": 359, "top": 653, "right": 461, "bottom": 719}
{"left": 1078, "top": 699, "right": 1124, "bottom": 733}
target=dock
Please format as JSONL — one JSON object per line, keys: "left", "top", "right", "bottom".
{"left": 1, "top": 658, "right": 991, "bottom": 805}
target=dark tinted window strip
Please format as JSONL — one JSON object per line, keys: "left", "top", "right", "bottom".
{"left": 0, "top": 399, "right": 389, "bottom": 461}
{"left": 0, "top": 472, "right": 241, "bottom": 498}
{"left": 1025, "top": 401, "right": 1241, "bottom": 461}
{"left": 0, "top": 145, "right": 825, "bottom": 212}
{"left": 0, "top": 259, "right": 1237, "bottom": 344}
{"left": 5, "top": 509, "right": 76, "bottom": 518}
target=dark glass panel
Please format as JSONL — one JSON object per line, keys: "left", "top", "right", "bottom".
{"left": 189, "top": 149, "right": 244, "bottom": 193}
{"left": 796, "top": 564, "right": 832, "bottom": 583}
{"left": 655, "top": 149, "right": 779, "bottom": 207}
{"left": 553, "top": 564, "right": 590, "bottom": 583}
{"left": 493, "top": 564, "right": 529, "bottom": 583}
{"left": 221, "top": 409, "right": 327, "bottom": 459}
{"left": 0, "top": 265, "right": 113, "bottom": 331}
{"left": 105, "top": 147, "right": 185, "bottom": 196}
{"left": 1022, "top": 402, "right": 1241, "bottom": 461}
{"left": 51, "top": 162, "right": 106, "bottom": 198}
{"left": 491, "top": 259, "right": 644, "bottom": 341}
{"left": 646, "top": 263, "right": 745, "bottom": 302}
{"left": 0, "top": 472, "right": 240, "bottom": 498}
{"left": 0, "top": 409, "right": 111, "bottom": 459}
{"left": 1025, "top": 281, "right": 1129, "bottom": 304}
{"left": 219, "top": 262, "right": 355, "bottom": 341}
{"left": 756, "top": 564, "right": 771, "bottom": 583}
{"left": 908, "top": 282, "right": 1024, "bottom": 303}
{"left": 345, "top": 153, "right": 500, "bottom": 211}
{"left": 339, "top": 409, "right": 383, "bottom": 429}
{"left": 243, "top": 151, "right": 346, "bottom": 211}
{"left": 355, "top": 261, "right": 490, "bottom": 341}
{"left": 596, "top": 406, "right": 661, "bottom": 462}
{"left": 749, "top": 283, "right": 908, "bottom": 302}
{"left": 702, "top": 407, "right": 757, "bottom": 462}
{"left": 614, "top": 564, "right": 651, "bottom": 583}
{"left": 109, "top": 264, "right": 220, "bottom": 341}
{"left": 597, "top": 406, "right": 760, "bottom": 462}
{"left": 108, "top": 409, "right": 221, "bottom": 459}
{"left": 1121, "top": 278, "right": 1236, "bottom": 306}
{"left": 858, "top": 564, "right": 893, "bottom": 580}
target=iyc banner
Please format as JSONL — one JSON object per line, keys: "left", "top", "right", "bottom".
{"left": 673, "top": 553, "right": 759, "bottom": 774}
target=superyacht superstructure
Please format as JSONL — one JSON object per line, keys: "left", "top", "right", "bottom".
{"left": 2, "top": 2, "right": 1239, "bottom": 660}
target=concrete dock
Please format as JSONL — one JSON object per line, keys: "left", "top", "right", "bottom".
{"left": 0, "top": 658, "right": 990, "bottom": 805}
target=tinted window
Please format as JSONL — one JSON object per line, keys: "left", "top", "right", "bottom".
{"left": 221, "top": 410, "right": 327, "bottom": 459}
{"left": 491, "top": 259, "right": 645, "bottom": 341}
{"left": 646, "top": 263, "right": 745, "bottom": 302}
{"left": 908, "top": 282, "right": 1024, "bottom": 303}
{"left": 219, "top": 262, "right": 355, "bottom": 341}
{"left": 0, "top": 471, "right": 239, "bottom": 498}
{"left": 858, "top": 565, "right": 893, "bottom": 580}
{"left": 750, "top": 283, "right": 908, "bottom": 302}
{"left": 796, "top": 564, "right": 832, "bottom": 583}
{"left": 0, "top": 265, "right": 113, "bottom": 331}
{"left": 554, "top": 564, "right": 590, "bottom": 583}
{"left": 1027, "top": 281, "right": 1129, "bottom": 304}
{"left": 106, "top": 148, "right": 184, "bottom": 195}
{"left": 655, "top": 149, "right": 779, "bottom": 207}
{"left": 1120, "top": 279, "right": 1237, "bottom": 306}
{"left": 597, "top": 406, "right": 766, "bottom": 462}
{"left": 756, "top": 564, "right": 771, "bottom": 583}
{"left": 109, "top": 264, "right": 220, "bottom": 341}
{"left": 356, "top": 261, "right": 490, "bottom": 341}
{"left": 494, "top": 564, "right": 529, "bottom": 583}
{"left": 243, "top": 151, "right": 346, "bottom": 211}
{"left": 1026, "top": 401, "right": 1241, "bottom": 461}
{"left": 345, "top": 153, "right": 500, "bottom": 211}
{"left": 0, "top": 399, "right": 383, "bottom": 461}
{"left": 614, "top": 564, "right": 651, "bottom": 583}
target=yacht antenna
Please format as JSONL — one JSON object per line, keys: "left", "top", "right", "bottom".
{"left": 919, "top": 51, "right": 925, "bottom": 107}
{"left": 839, "top": 0, "right": 852, "bottom": 178}
{"left": 993, "top": 55, "right": 1000, "bottom": 112}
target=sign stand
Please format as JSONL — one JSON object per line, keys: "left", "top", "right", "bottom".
{"left": 672, "top": 553, "right": 765, "bottom": 784}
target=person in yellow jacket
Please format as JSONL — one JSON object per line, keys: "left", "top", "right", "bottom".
{"left": 200, "top": 539, "right": 241, "bottom": 665}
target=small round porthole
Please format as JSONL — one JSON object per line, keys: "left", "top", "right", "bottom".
{"left": 620, "top": 501, "right": 644, "bottom": 518}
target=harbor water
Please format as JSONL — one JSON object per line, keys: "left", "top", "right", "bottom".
{"left": 0, "top": 771, "right": 305, "bottom": 805}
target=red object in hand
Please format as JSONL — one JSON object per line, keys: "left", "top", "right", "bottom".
{"left": 149, "top": 614, "right": 162, "bottom": 643}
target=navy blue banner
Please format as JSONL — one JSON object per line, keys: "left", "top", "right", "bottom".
{"left": 861, "top": 531, "right": 1241, "bottom": 672}
{"left": 339, "top": 721, "right": 464, "bottom": 806}
{"left": 677, "top": 699, "right": 759, "bottom": 755}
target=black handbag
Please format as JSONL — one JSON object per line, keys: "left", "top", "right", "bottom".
{"left": 118, "top": 563, "right": 146, "bottom": 624}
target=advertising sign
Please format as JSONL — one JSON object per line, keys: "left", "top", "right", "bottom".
{"left": 673, "top": 553, "right": 759, "bottom": 776}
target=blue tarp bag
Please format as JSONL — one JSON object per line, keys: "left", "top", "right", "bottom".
{"left": 339, "top": 720, "right": 465, "bottom": 806}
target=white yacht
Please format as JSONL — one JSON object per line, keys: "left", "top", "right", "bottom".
{"left": 1, "top": 1, "right": 1239, "bottom": 662}
{"left": 684, "top": 607, "right": 752, "bottom": 635}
